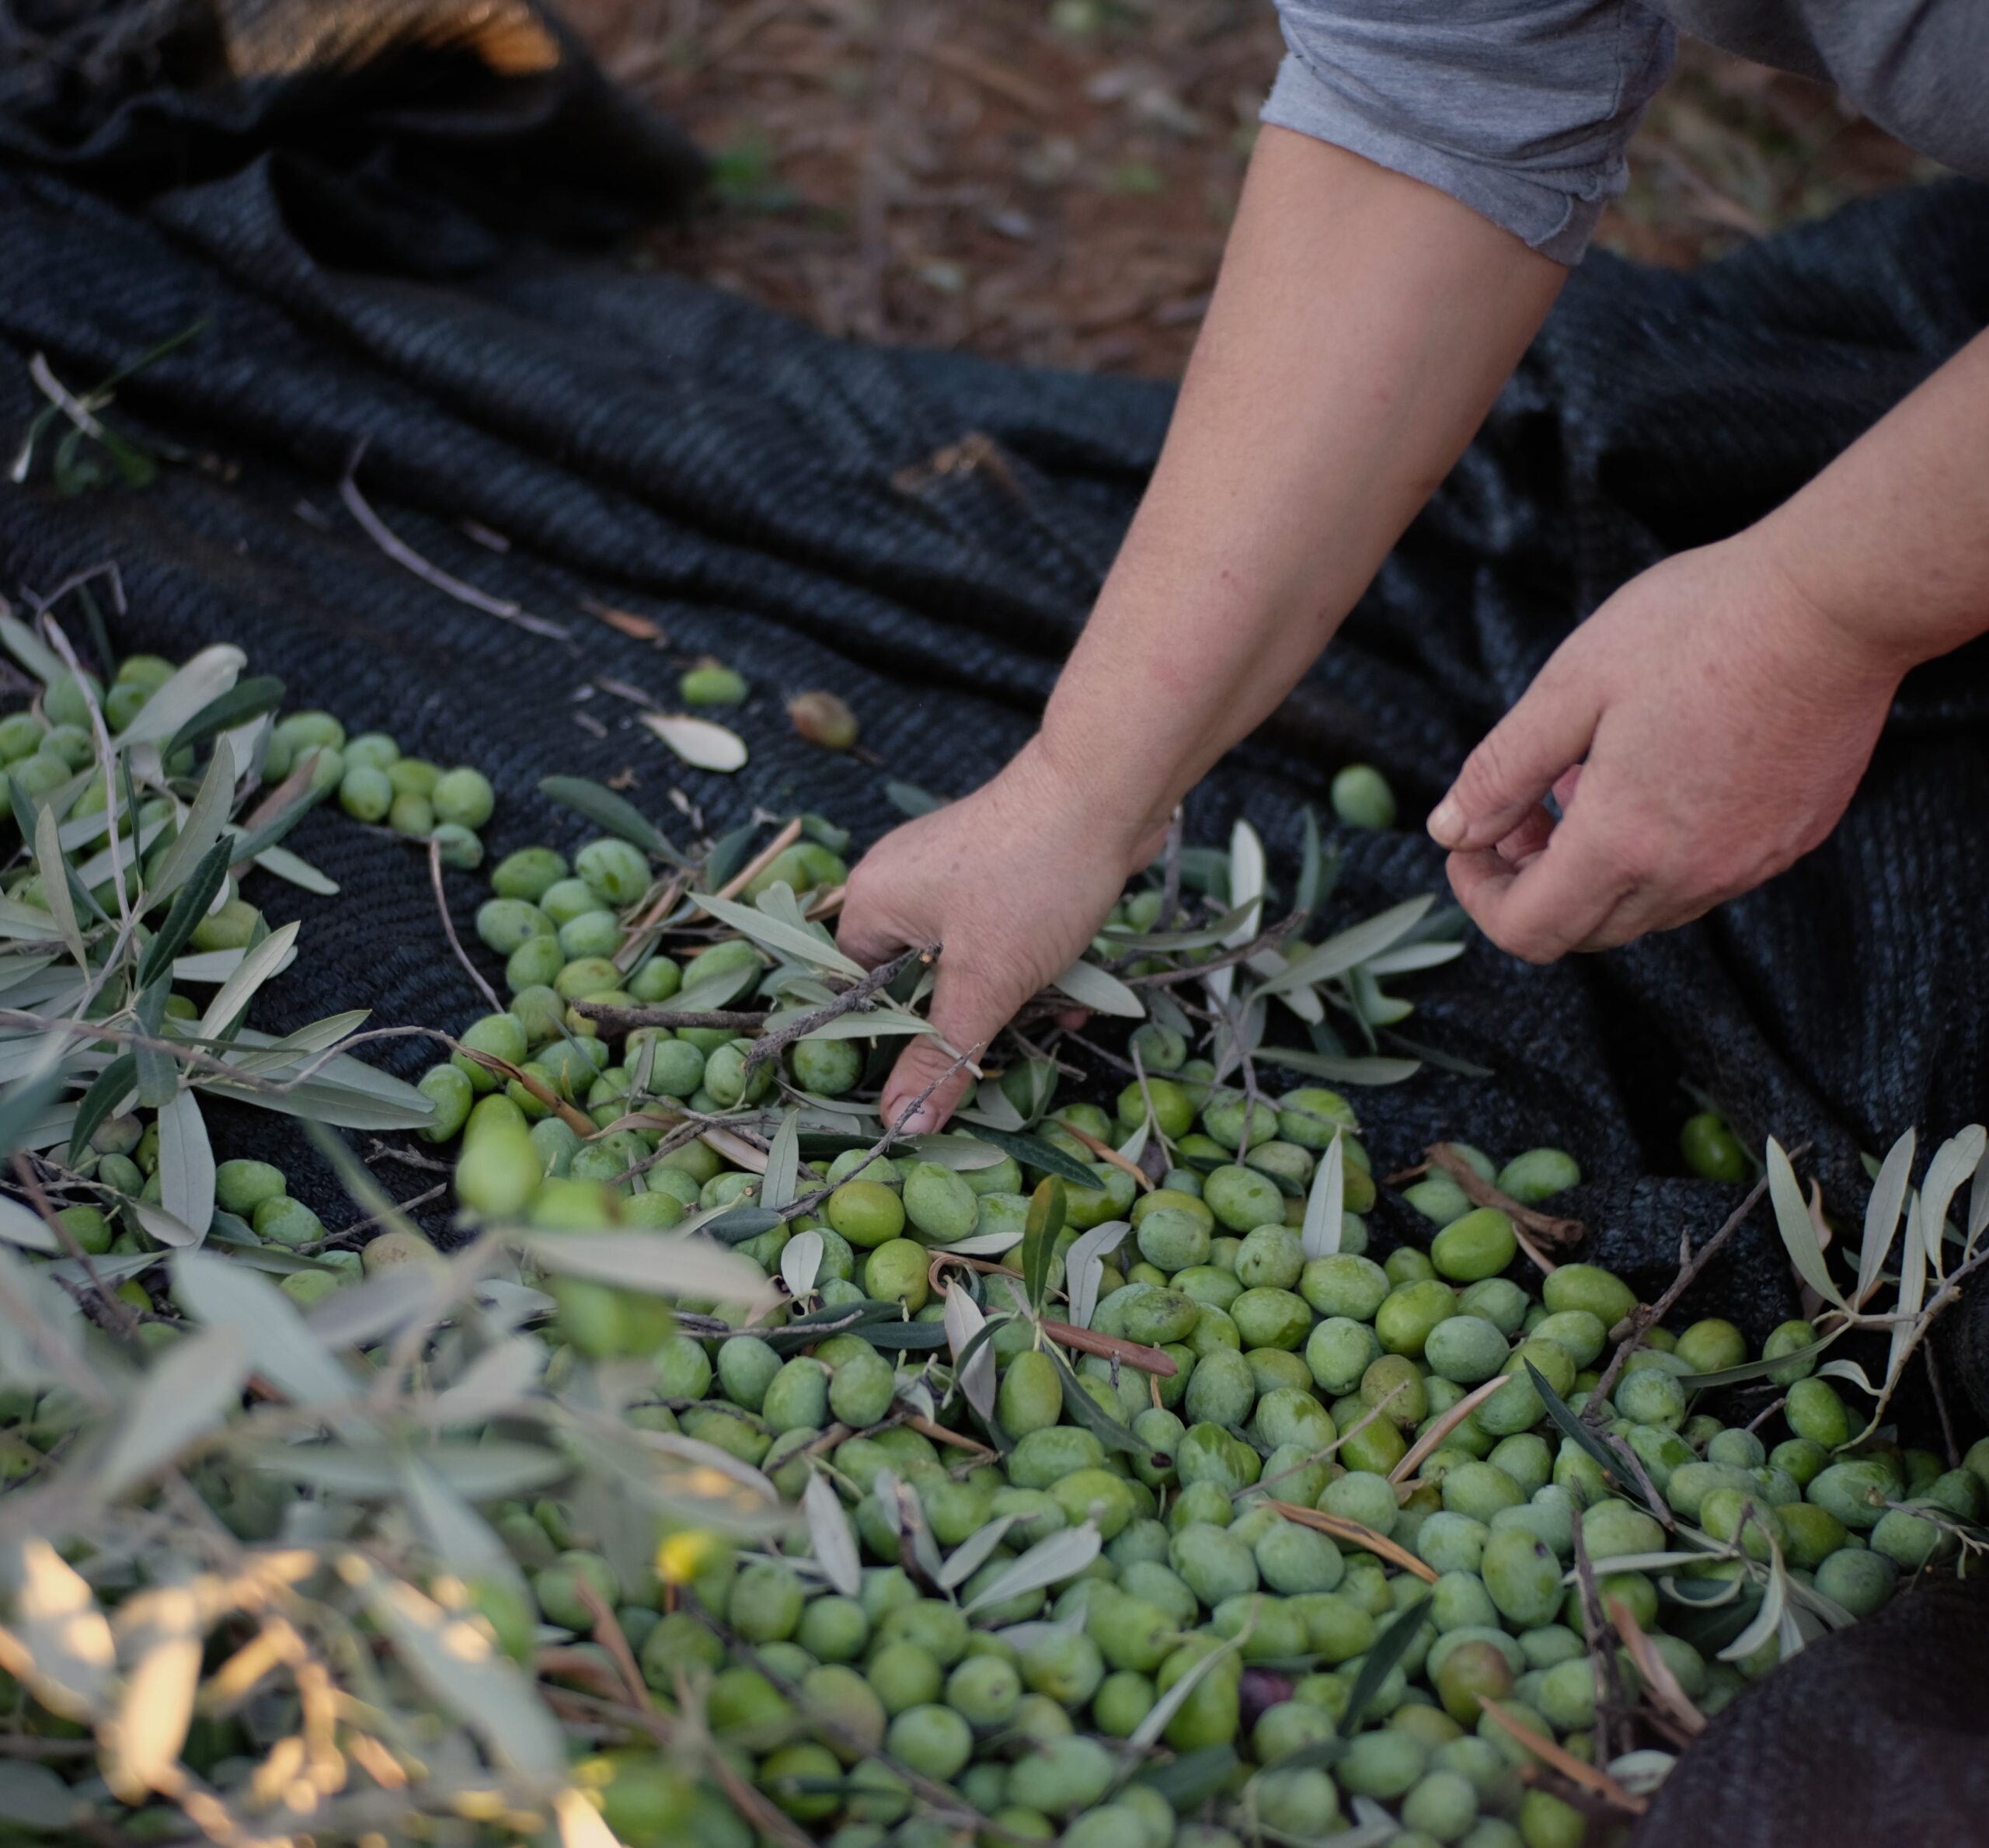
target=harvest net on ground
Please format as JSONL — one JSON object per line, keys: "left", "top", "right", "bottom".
{"left": 0, "top": 5, "right": 1987, "bottom": 1846}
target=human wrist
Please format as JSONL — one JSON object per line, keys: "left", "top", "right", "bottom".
{"left": 1012, "top": 726, "right": 1179, "bottom": 872}
{"left": 1745, "top": 522, "right": 1932, "bottom": 686}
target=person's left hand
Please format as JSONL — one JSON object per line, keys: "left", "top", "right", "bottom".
{"left": 1426, "top": 531, "right": 1907, "bottom": 961}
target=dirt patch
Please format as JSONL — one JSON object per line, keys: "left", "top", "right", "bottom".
{"left": 571, "top": 0, "right": 1934, "bottom": 377}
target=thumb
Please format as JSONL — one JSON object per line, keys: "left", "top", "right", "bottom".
{"left": 881, "top": 956, "right": 1019, "bottom": 1137}
{"left": 1429, "top": 678, "right": 1600, "bottom": 852}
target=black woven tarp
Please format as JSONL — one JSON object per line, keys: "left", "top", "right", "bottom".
{"left": 0, "top": 6, "right": 1986, "bottom": 1831}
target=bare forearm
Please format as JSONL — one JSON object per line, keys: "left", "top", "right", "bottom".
{"left": 1031, "top": 127, "right": 1565, "bottom": 849}
{"left": 1757, "top": 326, "right": 1989, "bottom": 673}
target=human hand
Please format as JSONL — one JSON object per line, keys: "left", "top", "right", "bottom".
{"left": 838, "top": 740, "right": 1165, "bottom": 1133}
{"left": 1426, "top": 534, "right": 1907, "bottom": 960}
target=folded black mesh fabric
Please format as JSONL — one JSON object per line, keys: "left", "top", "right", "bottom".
{"left": 0, "top": 8, "right": 1985, "bottom": 1830}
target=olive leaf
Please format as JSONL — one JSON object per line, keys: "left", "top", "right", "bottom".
{"left": 116, "top": 646, "right": 246, "bottom": 748}
{"left": 1341, "top": 1589, "right": 1429, "bottom": 1731}
{"left": 1125, "top": 1634, "right": 1242, "bottom": 1755}
{"left": 1133, "top": 1744, "right": 1238, "bottom": 1810}
{"left": 0, "top": 1762, "right": 80, "bottom": 1829}
{"left": 31, "top": 806, "right": 84, "bottom": 970}
{"left": 639, "top": 710, "right": 747, "bottom": 773}
{"left": 1021, "top": 1178, "right": 1066, "bottom": 1317}
{"left": 165, "top": 675, "right": 283, "bottom": 756}
{"left": 1853, "top": 1127, "right": 1916, "bottom": 1307}
{"left": 399, "top": 1458, "right": 528, "bottom": 1599}
{"left": 137, "top": 839, "right": 232, "bottom": 988}
{"left": 350, "top": 1562, "right": 565, "bottom": 1775}
{"left": 428, "top": 1338, "right": 547, "bottom": 1429}
{"left": 0, "top": 1537, "right": 115, "bottom": 1720}
{"left": 101, "top": 1585, "right": 203, "bottom": 1803}
{"left": 1251, "top": 1046, "right": 1421, "bottom": 1087}
{"left": 520, "top": 1230, "right": 767, "bottom": 1302}
{"left": 937, "top": 1514, "right": 1022, "bottom": 1591}
{"left": 803, "top": 1472, "right": 862, "bottom": 1597}
{"left": 0, "top": 611, "right": 64, "bottom": 686}
{"left": 1064, "top": 1219, "right": 1133, "bottom": 1332}
{"left": 66, "top": 1054, "right": 136, "bottom": 1168}
{"left": 536, "top": 774, "right": 689, "bottom": 865}
{"left": 1673, "top": 1331, "right": 1843, "bottom": 1390}
{"left": 1916, "top": 1124, "right": 1985, "bottom": 1282}
{"left": 154, "top": 1088, "right": 214, "bottom": 1248}
{"left": 943, "top": 1282, "right": 997, "bottom": 1422}
{"left": 962, "top": 1123, "right": 1095, "bottom": 1188}
{"left": 760, "top": 1110, "right": 803, "bottom": 1213}
{"left": 1525, "top": 1359, "right": 1628, "bottom": 1495}
{"left": 1050, "top": 957, "right": 1145, "bottom": 1019}
{"left": 91, "top": 1324, "right": 249, "bottom": 1500}
{"left": 1252, "top": 895, "right": 1435, "bottom": 1000}
{"left": 691, "top": 890, "right": 865, "bottom": 981}
{"left": 885, "top": 780, "right": 948, "bottom": 817}
{"left": 0, "top": 1195, "right": 60, "bottom": 1253}
{"left": 1300, "top": 1128, "right": 1345, "bottom": 1261}
{"left": 1048, "top": 1345, "right": 1145, "bottom": 1455}
{"left": 961, "top": 1519, "right": 1099, "bottom": 1616}
{"left": 780, "top": 1231, "right": 824, "bottom": 1301}
{"left": 1765, "top": 1137, "right": 1845, "bottom": 1308}
{"left": 171, "top": 1250, "right": 356, "bottom": 1408}
{"left": 1716, "top": 1550, "right": 1788, "bottom": 1665}
{"left": 193, "top": 921, "right": 298, "bottom": 1042}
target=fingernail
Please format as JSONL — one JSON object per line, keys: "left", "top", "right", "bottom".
{"left": 1427, "top": 795, "right": 1464, "bottom": 846}
{"left": 896, "top": 1101, "right": 939, "bottom": 1137}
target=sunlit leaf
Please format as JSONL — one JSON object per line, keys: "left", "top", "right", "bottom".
{"left": 350, "top": 1562, "right": 565, "bottom": 1774}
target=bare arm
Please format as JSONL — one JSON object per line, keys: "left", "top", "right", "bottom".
{"left": 1431, "top": 325, "right": 1989, "bottom": 958}
{"left": 839, "top": 127, "right": 1564, "bottom": 1129}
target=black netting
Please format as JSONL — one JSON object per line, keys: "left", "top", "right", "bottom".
{"left": 1, "top": 7, "right": 1986, "bottom": 1829}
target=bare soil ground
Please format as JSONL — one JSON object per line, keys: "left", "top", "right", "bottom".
{"left": 570, "top": 0, "right": 1936, "bottom": 377}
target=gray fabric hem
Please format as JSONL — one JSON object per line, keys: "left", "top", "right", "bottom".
{"left": 1263, "top": 51, "right": 1615, "bottom": 265}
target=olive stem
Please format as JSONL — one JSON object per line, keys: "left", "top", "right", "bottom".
{"left": 427, "top": 834, "right": 503, "bottom": 1017}
{"left": 1586, "top": 1164, "right": 1780, "bottom": 1421}
{"left": 1425, "top": 1141, "right": 1585, "bottom": 1248}
{"left": 738, "top": 942, "right": 937, "bottom": 1080}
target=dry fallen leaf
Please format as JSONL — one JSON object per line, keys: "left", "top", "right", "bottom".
{"left": 639, "top": 711, "right": 748, "bottom": 774}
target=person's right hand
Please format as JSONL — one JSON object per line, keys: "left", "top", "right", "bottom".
{"left": 837, "top": 739, "right": 1165, "bottom": 1136}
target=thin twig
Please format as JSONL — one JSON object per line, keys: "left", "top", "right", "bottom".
{"left": 1587, "top": 1167, "right": 1776, "bottom": 1419}
{"left": 339, "top": 444, "right": 567, "bottom": 639}
{"left": 740, "top": 942, "right": 936, "bottom": 1079}
{"left": 1118, "top": 910, "right": 1305, "bottom": 989}
{"left": 10, "top": 1154, "right": 139, "bottom": 1335}
{"left": 429, "top": 835, "right": 501, "bottom": 1015}
{"left": 1159, "top": 806, "right": 1185, "bottom": 930}
{"left": 572, "top": 1002, "right": 768, "bottom": 1035}
{"left": 712, "top": 817, "right": 804, "bottom": 903}
{"left": 1567, "top": 1488, "right": 1633, "bottom": 1766}
{"left": 1426, "top": 1142, "right": 1584, "bottom": 1248}
{"left": 1926, "top": 1344, "right": 1963, "bottom": 1470}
